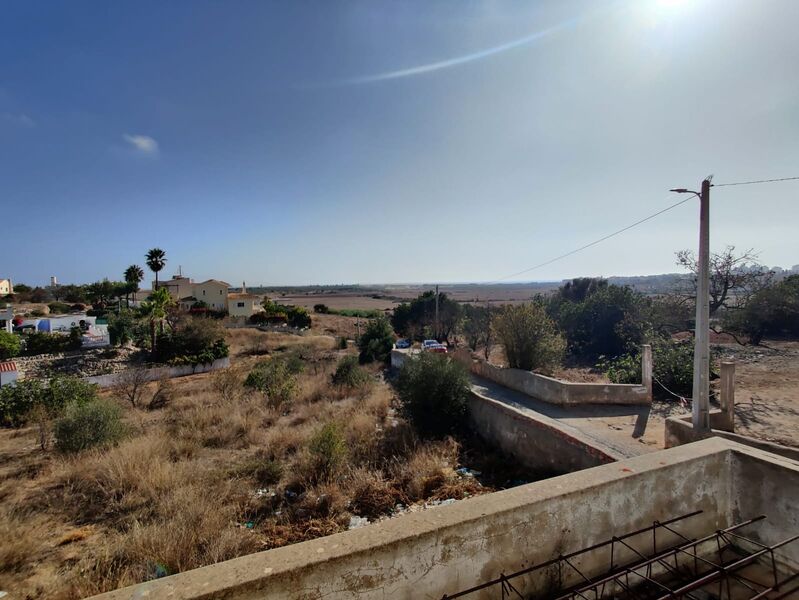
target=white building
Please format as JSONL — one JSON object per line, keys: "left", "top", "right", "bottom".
{"left": 0, "top": 279, "right": 13, "bottom": 297}
{"left": 228, "top": 283, "right": 264, "bottom": 318}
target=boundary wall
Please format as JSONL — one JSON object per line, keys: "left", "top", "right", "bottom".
{"left": 83, "top": 357, "right": 230, "bottom": 388}
{"left": 89, "top": 439, "right": 799, "bottom": 600}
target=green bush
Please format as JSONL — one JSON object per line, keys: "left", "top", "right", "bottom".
{"left": 357, "top": 316, "right": 395, "bottom": 364}
{"left": 337, "top": 336, "right": 348, "bottom": 350}
{"left": 47, "top": 302, "right": 71, "bottom": 315}
{"left": 53, "top": 399, "right": 125, "bottom": 453}
{"left": 313, "top": 304, "right": 330, "bottom": 314}
{"left": 286, "top": 306, "right": 311, "bottom": 329}
{"left": 397, "top": 352, "right": 470, "bottom": 439}
{"left": 108, "top": 309, "right": 137, "bottom": 346}
{"left": 23, "top": 331, "right": 81, "bottom": 355}
{"left": 600, "top": 339, "right": 714, "bottom": 401}
{"left": 331, "top": 355, "right": 370, "bottom": 388}
{"left": 0, "top": 376, "right": 98, "bottom": 427}
{"left": 244, "top": 359, "right": 297, "bottom": 408}
{"left": 493, "top": 303, "right": 565, "bottom": 372}
{"left": 724, "top": 275, "right": 799, "bottom": 345}
{"left": 308, "top": 422, "right": 348, "bottom": 480}
{"left": 154, "top": 315, "right": 229, "bottom": 364}
{"left": 0, "top": 331, "right": 21, "bottom": 360}
{"left": 550, "top": 283, "right": 648, "bottom": 361}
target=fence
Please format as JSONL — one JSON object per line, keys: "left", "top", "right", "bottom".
{"left": 83, "top": 357, "right": 230, "bottom": 388}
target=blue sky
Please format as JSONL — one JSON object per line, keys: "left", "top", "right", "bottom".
{"left": 2, "top": 0, "right": 798, "bottom": 286}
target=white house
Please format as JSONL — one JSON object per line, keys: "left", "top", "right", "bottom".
{"left": 0, "top": 361, "right": 18, "bottom": 387}
{"left": 0, "top": 279, "right": 13, "bottom": 297}
{"left": 155, "top": 275, "right": 194, "bottom": 301}
{"left": 228, "top": 283, "right": 263, "bottom": 318}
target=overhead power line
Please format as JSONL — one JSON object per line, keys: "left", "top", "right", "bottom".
{"left": 488, "top": 196, "right": 694, "bottom": 284}
{"left": 713, "top": 176, "right": 799, "bottom": 187}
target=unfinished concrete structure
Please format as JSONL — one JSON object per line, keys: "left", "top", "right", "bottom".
{"left": 91, "top": 439, "right": 798, "bottom": 600}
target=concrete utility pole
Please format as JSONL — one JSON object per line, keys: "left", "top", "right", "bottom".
{"left": 434, "top": 284, "right": 440, "bottom": 341}
{"left": 693, "top": 179, "right": 712, "bottom": 431}
{"left": 672, "top": 178, "right": 712, "bottom": 431}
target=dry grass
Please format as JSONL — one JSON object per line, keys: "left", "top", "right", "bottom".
{"left": 0, "top": 331, "right": 516, "bottom": 599}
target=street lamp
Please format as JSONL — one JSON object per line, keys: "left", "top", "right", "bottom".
{"left": 671, "top": 180, "right": 712, "bottom": 432}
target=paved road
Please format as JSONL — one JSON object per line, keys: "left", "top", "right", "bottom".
{"left": 471, "top": 375, "right": 657, "bottom": 459}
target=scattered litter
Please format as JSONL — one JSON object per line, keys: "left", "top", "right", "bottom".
{"left": 427, "top": 498, "right": 457, "bottom": 507}
{"left": 348, "top": 516, "right": 370, "bottom": 529}
{"left": 456, "top": 467, "right": 482, "bottom": 478}
{"left": 0, "top": 592, "right": 7, "bottom": 598}
{"left": 245, "top": 521, "right": 254, "bottom": 529}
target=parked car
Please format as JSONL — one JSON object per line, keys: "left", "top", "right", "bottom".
{"left": 428, "top": 344, "right": 447, "bottom": 354}
{"left": 422, "top": 339, "right": 439, "bottom": 350}
{"left": 395, "top": 338, "right": 411, "bottom": 349}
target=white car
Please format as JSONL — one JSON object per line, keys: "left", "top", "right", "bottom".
{"left": 422, "top": 339, "right": 440, "bottom": 350}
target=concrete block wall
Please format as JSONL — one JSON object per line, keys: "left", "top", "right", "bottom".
{"left": 90, "top": 439, "right": 756, "bottom": 600}
{"left": 452, "top": 349, "right": 650, "bottom": 406}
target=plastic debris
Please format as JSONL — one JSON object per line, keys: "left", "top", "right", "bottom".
{"left": 245, "top": 521, "right": 254, "bottom": 529}
{"left": 456, "top": 467, "right": 482, "bottom": 478}
{"left": 348, "top": 516, "right": 370, "bottom": 530}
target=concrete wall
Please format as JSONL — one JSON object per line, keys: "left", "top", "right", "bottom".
{"left": 452, "top": 350, "right": 650, "bottom": 406}
{"left": 91, "top": 439, "right": 752, "bottom": 600}
{"left": 468, "top": 389, "right": 619, "bottom": 472}
{"left": 664, "top": 412, "right": 799, "bottom": 462}
{"left": 83, "top": 357, "right": 230, "bottom": 388}
{"left": 731, "top": 446, "right": 799, "bottom": 571}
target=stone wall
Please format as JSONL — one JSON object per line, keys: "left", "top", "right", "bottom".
{"left": 15, "top": 347, "right": 140, "bottom": 379}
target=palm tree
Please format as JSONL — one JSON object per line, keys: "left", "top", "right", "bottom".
{"left": 145, "top": 248, "right": 167, "bottom": 290}
{"left": 139, "top": 287, "right": 173, "bottom": 354}
{"left": 123, "top": 264, "right": 145, "bottom": 308}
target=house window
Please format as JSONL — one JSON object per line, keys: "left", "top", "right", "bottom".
{"left": 219, "top": 290, "right": 222, "bottom": 295}
{"left": 237, "top": 302, "right": 245, "bottom": 308}
{"left": 202, "top": 290, "right": 206, "bottom": 296}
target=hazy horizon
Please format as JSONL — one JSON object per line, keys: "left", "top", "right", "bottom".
{"left": 3, "top": 0, "right": 798, "bottom": 286}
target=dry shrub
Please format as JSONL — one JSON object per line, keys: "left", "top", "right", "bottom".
{"left": 293, "top": 481, "right": 348, "bottom": 520}
{"left": 148, "top": 376, "right": 175, "bottom": 410}
{"left": 209, "top": 366, "right": 244, "bottom": 403}
{"left": 344, "top": 412, "right": 381, "bottom": 464}
{"left": 50, "top": 434, "right": 192, "bottom": 525}
{"left": 166, "top": 396, "right": 263, "bottom": 449}
{"left": 391, "top": 438, "right": 460, "bottom": 503}
{"left": 57, "top": 483, "right": 259, "bottom": 598}
{"left": 263, "top": 424, "right": 311, "bottom": 460}
{"left": 0, "top": 508, "right": 46, "bottom": 575}
{"left": 347, "top": 469, "right": 396, "bottom": 519}
{"left": 260, "top": 518, "right": 341, "bottom": 550}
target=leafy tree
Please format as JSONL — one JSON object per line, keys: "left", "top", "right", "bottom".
{"left": 108, "top": 309, "right": 137, "bottom": 346}
{"left": 85, "top": 279, "right": 125, "bottom": 309}
{"left": 124, "top": 264, "right": 145, "bottom": 308}
{"left": 61, "top": 284, "right": 88, "bottom": 304}
{"left": 357, "top": 316, "right": 395, "bottom": 363}
{"left": 554, "top": 284, "right": 648, "bottom": 361}
{"left": 0, "top": 331, "right": 21, "bottom": 360}
{"left": 493, "top": 303, "right": 565, "bottom": 372}
{"left": 461, "top": 304, "right": 494, "bottom": 359}
{"left": 677, "top": 246, "right": 773, "bottom": 316}
{"left": 313, "top": 303, "right": 330, "bottom": 314}
{"left": 557, "top": 277, "right": 608, "bottom": 303}
{"left": 397, "top": 352, "right": 470, "bottom": 439}
{"left": 391, "top": 290, "right": 461, "bottom": 343}
{"left": 154, "top": 313, "right": 228, "bottom": 364}
{"left": 145, "top": 248, "right": 167, "bottom": 290}
{"left": 724, "top": 275, "right": 799, "bottom": 345}
{"left": 29, "top": 287, "right": 50, "bottom": 304}
{"left": 286, "top": 306, "right": 311, "bottom": 329}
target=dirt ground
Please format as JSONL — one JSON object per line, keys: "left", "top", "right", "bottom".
{"left": 579, "top": 340, "right": 799, "bottom": 452}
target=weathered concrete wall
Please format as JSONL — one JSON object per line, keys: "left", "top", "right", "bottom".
{"left": 730, "top": 445, "right": 799, "bottom": 571}
{"left": 452, "top": 350, "right": 650, "bottom": 406}
{"left": 83, "top": 357, "right": 230, "bottom": 388}
{"left": 91, "top": 439, "right": 749, "bottom": 600}
{"left": 664, "top": 413, "right": 799, "bottom": 462}
{"left": 467, "top": 389, "right": 619, "bottom": 472}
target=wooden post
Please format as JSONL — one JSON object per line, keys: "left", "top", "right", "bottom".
{"left": 641, "top": 344, "right": 653, "bottom": 403}
{"left": 720, "top": 361, "right": 735, "bottom": 432}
